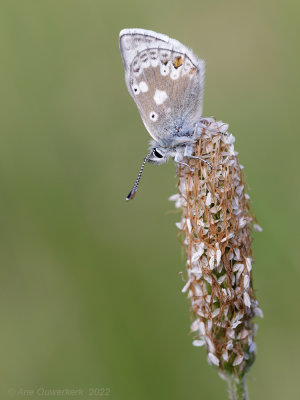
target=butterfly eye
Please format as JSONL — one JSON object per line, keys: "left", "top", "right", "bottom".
{"left": 153, "top": 148, "right": 163, "bottom": 158}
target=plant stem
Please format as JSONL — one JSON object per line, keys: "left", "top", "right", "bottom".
{"left": 227, "top": 375, "right": 249, "bottom": 400}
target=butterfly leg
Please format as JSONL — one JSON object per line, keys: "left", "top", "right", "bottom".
{"left": 187, "top": 155, "right": 212, "bottom": 169}
{"left": 184, "top": 145, "right": 212, "bottom": 169}
{"left": 174, "top": 160, "right": 195, "bottom": 171}
{"left": 173, "top": 151, "right": 194, "bottom": 171}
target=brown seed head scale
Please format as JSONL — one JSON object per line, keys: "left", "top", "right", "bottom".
{"left": 170, "top": 117, "right": 263, "bottom": 379}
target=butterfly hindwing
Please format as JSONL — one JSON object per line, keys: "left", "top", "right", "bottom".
{"left": 119, "top": 29, "right": 205, "bottom": 146}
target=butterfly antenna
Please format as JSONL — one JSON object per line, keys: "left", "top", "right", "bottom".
{"left": 126, "top": 151, "right": 153, "bottom": 201}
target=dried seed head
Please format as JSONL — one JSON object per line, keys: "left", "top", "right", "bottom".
{"left": 170, "top": 117, "right": 262, "bottom": 377}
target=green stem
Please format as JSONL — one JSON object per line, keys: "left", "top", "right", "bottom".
{"left": 226, "top": 374, "right": 248, "bottom": 400}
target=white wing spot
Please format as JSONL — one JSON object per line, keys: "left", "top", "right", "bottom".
{"left": 151, "top": 58, "right": 159, "bottom": 68}
{"left": 139, "top": 81, "right": 148, "bottom": 92}
{"left": 160, "top": 63, "right": 170, "bottom": 76}
{"left": 153, "top": 89, "right": 168, "bottom": 105}
{"left": 149, "top": 111, "right": 158, "bottom": 122}
{"left": 141, "top": 58, "right": 150, "bottom": 68}
{"left": 133, "top": 67, "right": 142, "bottom": 77}
{"left": 149, "top": 49, "right": 159, "bottom": 67}
{"left": 139, "top": 51, "right": 150, "bottom": 68}
{"left": 170, "top": 69, "right": 180, "bottom": 80}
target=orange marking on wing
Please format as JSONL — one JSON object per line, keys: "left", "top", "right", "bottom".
{"left": 173, "top": 56, "right": 183, "bottom": 69}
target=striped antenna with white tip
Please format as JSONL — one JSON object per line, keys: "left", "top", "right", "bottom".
{"left": 126, "top": 150, "right": 153, "bottom": 201}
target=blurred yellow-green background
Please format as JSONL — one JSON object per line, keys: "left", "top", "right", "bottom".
{"left": 0, "top": 0, "right": 299, "bottom": 399}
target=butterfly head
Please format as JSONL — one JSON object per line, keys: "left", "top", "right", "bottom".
{"left": 147, "top": 146, "right": 170, "bottom": 165}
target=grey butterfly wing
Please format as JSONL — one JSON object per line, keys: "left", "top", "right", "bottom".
{"left": 119, "top": 29, "right": 205, "bottom": 146}
{"left": 128, "top": 48, "right": 205, "bottom": 146}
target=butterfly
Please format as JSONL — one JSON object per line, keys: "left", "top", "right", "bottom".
{"left": 119, "top": 28, "right": 209, "bottom": 200}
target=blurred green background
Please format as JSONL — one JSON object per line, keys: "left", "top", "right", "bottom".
{"left": 0, "top": 0, "right": 299, "bottom": 399}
